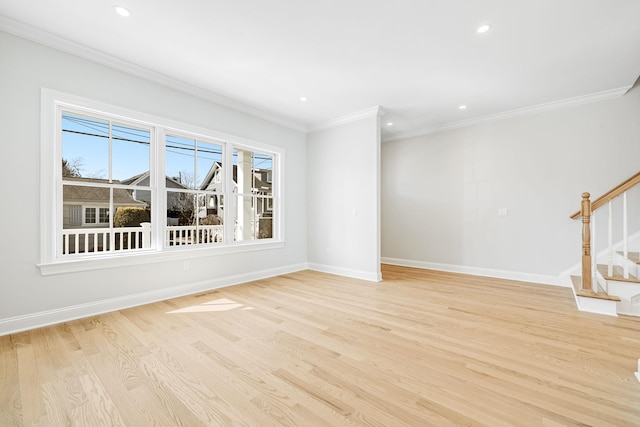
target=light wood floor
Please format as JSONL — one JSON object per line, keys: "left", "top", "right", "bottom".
{"left": 2, "top": 265, "right": 640, "bottom": 426}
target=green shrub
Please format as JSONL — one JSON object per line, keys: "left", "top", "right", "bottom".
{"left": 114, "top": 207, "right": 150, "bottom": 227}
{"left": 199, "top": 214, "right": 221, "bottom": 225}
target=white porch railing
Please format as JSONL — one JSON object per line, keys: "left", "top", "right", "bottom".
{"left": 166, "top": 225, "right": 224, "bottom": 246}
{"left": 62, "top": 223, "right": 152, "bottom": 255}
{"left": 62, "top": 223, "right": 230, "bottom": 254}
{"left": 61, "top": 218, "right": 273, "bottom": 255}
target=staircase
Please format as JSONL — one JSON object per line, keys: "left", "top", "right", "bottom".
{"left": 568, "top": 172, "right": 640, "bottom": 317}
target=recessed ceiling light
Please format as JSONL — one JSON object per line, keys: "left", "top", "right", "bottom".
{"left": 386, "top": 122, "right": 393, "bottom": 126}
{"left": 477, "top": 24, "right": 491, "bottom": 34}
{"left": 299, "top": 96, "right": 308, "bottom": 102}
{"left": 458, "top": 105, "right": 467, "bottom": 110}
{"left": 114, "top": 6, "right": 130, "bottom": 17}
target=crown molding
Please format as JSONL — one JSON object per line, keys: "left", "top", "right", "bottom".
{"left": 384, "top": 85, "right": 632, "bottom": 142}
{"left": 0, "top": 15, "right": 308, "bottom": 133}
{"left": 309, "top": 105, "right": 386, "bottom": 133}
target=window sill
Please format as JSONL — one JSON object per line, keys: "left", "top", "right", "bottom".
{"left": 38, "top": 240, "right": 285, "bottom": 276}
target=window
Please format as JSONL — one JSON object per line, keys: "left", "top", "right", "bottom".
{"left": 99, "top": 207, "right": 110, "bottom": 223}
{"left": 234, "top": 148, "right": 274, "bottom": 240}
{"left": 85, "top": 207, "right": 96, "bottom": 224}
{"left": 60, "top": 111, "right": 151, "bottom": 255}
{"left": 40, "top": 89, "right": 282, "bottom": 272}
{"left": 165, "top": 134, "right": 225, "bottom": 246}
{"left": 82, "top": 207, "right": 110, "bottom": 225}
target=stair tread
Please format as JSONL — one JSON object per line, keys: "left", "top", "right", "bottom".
{"left": 576, "top": 289, "right": 621, "bottom": 301}
{"left": 616, "top": 251, "right": 640, "bottom": 264}
{"left": 570, "top": 275, "right": 621, "bottom": 301}
{"left": 597, "top": 264, "right": 640, "bottom": 283}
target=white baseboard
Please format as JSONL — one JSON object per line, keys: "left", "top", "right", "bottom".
{"left": 0, "top": 263, "right": 307, "bottom": 336}
{"left": 381, "top": 257, "right": 565, "bottom": 287}
{"left": 307, "top": 263, "right": 382, "bottom": 282}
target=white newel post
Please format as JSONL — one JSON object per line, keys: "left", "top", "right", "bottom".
{"left": 141, "top": 222, "right": 151, "bottom": 248}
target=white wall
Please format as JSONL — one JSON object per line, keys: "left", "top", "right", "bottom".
{"left": 307, "top": 112, "right": 382, "bottom": 281}
{"left": 382, "top": 84, "right": 640, "bottom": 283}
{"left": 0, "top": 31, "right": 308, "bottom": 334}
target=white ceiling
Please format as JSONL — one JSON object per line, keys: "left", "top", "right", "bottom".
{"left": 1, "top": 0, "right": 639, "bottom": 140}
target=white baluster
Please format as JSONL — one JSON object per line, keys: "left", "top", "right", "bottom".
{"left": 608, "top": 201, "right": 613, "bottom": 277}
{"left": 623, "top": 191, "right": 629, "bottom": 279}
{"left": 592, "top": 210, "right": 597, "bottom": 285}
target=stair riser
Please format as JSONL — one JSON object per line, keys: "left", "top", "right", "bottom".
{"left": 607, "top": 280, "right": 640, "bottom": 316}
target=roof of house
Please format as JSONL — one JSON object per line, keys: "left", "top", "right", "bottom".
{"left": 120, "top": 171, "right": 187, "bottom": 189}
{"left": 63, "top": 177, "right": 147, "bottom": 207}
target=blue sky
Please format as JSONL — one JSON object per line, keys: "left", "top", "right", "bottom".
{"left": 62, "top": 112, "right": 272, "bottom": 187}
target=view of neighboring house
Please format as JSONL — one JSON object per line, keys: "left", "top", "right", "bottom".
{"left": 121, "top": 172, "right": 188, "bottom": 225}
{"left": 62, "top": 176, "right": 146, "bottom": 229}
{"left": 64, "top": 160, "right": 274, "bottom": 239}
{"left": 199, "top": 161, "right": 273, "bottom": 220}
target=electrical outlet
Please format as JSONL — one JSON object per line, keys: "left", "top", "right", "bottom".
{"left": 183, "top": 260, "right": 190, "bottom": 270}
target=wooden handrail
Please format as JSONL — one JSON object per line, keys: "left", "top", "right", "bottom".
{"left": 570, "top": 172, "right": 640, "bottom": 219}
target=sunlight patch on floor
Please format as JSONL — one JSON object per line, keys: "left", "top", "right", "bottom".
{"left": 167, "top": 298, "right": 253, "bottom": 314}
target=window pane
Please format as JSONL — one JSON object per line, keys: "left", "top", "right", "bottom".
{"left": 253, "top": 152, "right": 273, "bottom": 197}
{"left": 62, "top": 113, "right": 108, "bottom": 179}
{"left": 99, "top": 208, "right": 110, "bottom": 223}
{"left": 196, "top": 141, "right": 222, "bottom": 190}
{"left": 255, "top": 197, "right": 273, "bottom": 239}
{"left": 112, "top": 122, "right": 150, "bottom": 182}
{"left": 235, "top": 195, "right": 256, "bottom": 241}
{"left": 85, "top": 207, "right": 96, "bottom": 224}
{"left": 113, "top": 207, "right": 152, "bottom": 251}
{"left": 63, "top": 184, "right": 110, "bottom": 229}
{"left": 166, "top": 190, "right": 195, "bottom": 227}
{"left": 62, "top": 184, "right": 111, "bottom": 255}
{"left": 166, "top": 190, "right": 195, "bottom": 249}
{"left": 197, "top": 193, "right": 224, "bottom": 243}
{"left": 234, "top": 196, "right": 272, "bottom": 240}
{"left": 165, "top": 190, "right": 222, "bottom": 246}
{"left": 233, "top": 149, "right": 273, "bottom": 197}
{"left": 166, "top": 135, "right": 195, "bottom": 189}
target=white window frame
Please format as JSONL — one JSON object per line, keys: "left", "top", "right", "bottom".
{"left": 39, "top": 89, "right": 284, "bottom": 275}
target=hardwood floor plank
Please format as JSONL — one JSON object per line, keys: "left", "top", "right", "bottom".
{"left": 2, "top": 265, "right": 640, "bottom": 425}
{"left": 0, "top": 335, "right": 22, "bottom": 426}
